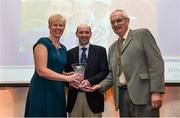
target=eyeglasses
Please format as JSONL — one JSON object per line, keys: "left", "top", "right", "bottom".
{"left": 111, "top": 18, "right": 127, "bottom": 26}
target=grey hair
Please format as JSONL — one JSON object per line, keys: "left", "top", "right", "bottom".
{"left": 110, "top": 9, "right": 129, "bottom": 19}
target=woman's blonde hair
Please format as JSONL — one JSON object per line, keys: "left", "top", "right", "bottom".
{"left": 48, "top": 14, "right": 66, "bottom": 27}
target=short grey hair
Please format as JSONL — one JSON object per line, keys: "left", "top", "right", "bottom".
{"left": 110, "top": 9, "right": 129, "bottom": 19}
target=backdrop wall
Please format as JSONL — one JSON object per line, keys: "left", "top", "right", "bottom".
{"left": 0, "top": 0, "right": 180, "bottom": 83}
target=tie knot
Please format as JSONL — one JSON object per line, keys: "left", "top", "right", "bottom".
{"left": 121, "top": 38, "right": 125, "bottom": 43}
{"left": 81, "top": 47, "right": 87, "bottom": 52}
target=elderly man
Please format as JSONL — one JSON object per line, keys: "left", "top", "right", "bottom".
{"left": 90, "top": 9, "right": 165, "bottom": 117}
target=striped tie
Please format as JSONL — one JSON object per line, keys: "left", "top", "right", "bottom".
{"left": 80, "top": 47, "right": 87, "bottom": 63}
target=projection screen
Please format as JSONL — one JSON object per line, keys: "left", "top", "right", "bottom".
{"left": 0, "top": 0, "right": 180, "bottom": 83}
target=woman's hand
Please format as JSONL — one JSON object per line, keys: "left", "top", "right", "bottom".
{"left": 66, "top": 73, "right": 84, "bottom": 83}
{"left": 63, "top": 71, "right": 74, "bottom": 76}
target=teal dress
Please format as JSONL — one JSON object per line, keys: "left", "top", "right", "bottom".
{"left": 25, "top": 37, "right": 67, "bottom": 117}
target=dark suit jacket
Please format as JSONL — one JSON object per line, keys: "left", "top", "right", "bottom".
{"left": 65, "top": 44, "right": 109, "bottom": 113}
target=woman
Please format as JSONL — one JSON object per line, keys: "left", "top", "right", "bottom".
{"left": 24, "top": 14, "right": 83, "bottom": 117}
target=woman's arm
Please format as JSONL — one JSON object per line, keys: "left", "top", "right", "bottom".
{"left": 34, "top": 44, "right": 83, "bottom": 82}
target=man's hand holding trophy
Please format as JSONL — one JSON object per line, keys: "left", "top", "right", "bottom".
{"left": 69, "top": 63, "right": 92, "bottom": 92}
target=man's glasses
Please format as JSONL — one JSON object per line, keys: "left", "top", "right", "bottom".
{"left": 111, "top": 18, "right": 127, "bottom": 26}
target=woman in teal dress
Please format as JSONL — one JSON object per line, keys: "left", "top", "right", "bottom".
{"left": 24, "top": 14, "right": 83, "bottom": 117}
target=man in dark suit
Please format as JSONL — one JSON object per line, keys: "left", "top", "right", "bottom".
{"left": 90, "top": 9, "right": 165, "bottom": 117}
{"left": 65, "top": 24, "right": 109, "bottom": 117}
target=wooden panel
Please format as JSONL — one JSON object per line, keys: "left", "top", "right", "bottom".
{"left": 0, "top": 86, "right": 180, "bottom": 117}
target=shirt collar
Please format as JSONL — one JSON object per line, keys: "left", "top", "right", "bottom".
{"left": 79, "top": 43, "right": 90, "bottom": 51}
{"left": 123, "top": 28, "right": 130, "bottom": 40}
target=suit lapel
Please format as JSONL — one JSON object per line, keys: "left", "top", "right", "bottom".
{"left": 111, "top": 41, "right": 121, "bottom": 78}
{"left": 86, "top": 45, "right": 96, "bottom": 72}
{"left": 73, "top": 46, "right": 79, "bottom": 63}
{"left": 121, "top": 29, "right": 133, "bottom": 54}
{"left": 114, "top": 41, "right": 120, "bottom": 63}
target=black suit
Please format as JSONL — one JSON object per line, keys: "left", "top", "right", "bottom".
{"left": 65, "top": 44, "right": 109, "bottom": 113}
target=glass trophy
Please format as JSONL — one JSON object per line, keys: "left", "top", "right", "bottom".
{"left": 71, "top": 63, "right": 87, "bottom": 75}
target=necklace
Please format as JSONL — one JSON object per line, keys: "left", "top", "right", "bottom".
{"left": 49, "top": 37, "right": 61, "bottom": 56}
{"left": 52, "top": 42, "right": 60, "bottom": 48}
{"left": 52, "top": 42, "right": 60, "bottom": 56}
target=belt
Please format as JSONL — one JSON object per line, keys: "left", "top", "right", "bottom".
{"left": 77, "top": 89, "right": 84, "bottom": 92}
{"left": 119, "top": 85, "right": 127, "bottom": 89}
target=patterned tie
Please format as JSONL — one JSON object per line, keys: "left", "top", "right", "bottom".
{"left": 80, "top": 47, "right": 87, "bottom": 63}
{"left": 118, "top": 38, "right": 126, "bottom": 86}
{"left": 121, "top": 38, "right": 125, "bottom": 50}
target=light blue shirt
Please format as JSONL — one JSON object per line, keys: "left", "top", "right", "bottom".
{"left": 79, "top": 43, "right": 90, "bottom": 63}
